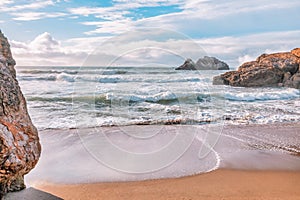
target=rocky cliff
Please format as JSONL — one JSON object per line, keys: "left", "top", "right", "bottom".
{"left": 0, "top": 30, "right": 41, "bottom": 197}
{"left": 176, "top": 56, "right": 229, "bottom": 70}
{"left": 213, "top": 48, "right": 300, "bottom": 89}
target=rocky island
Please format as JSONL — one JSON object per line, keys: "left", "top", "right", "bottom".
{"left": 213, "top": 48, "right": 300, "bottom": 89}
{"left": 0, "top": 30, "right": 40, "bottom": 198}
{"left": 176, "top": 56, "right": 229, "bottom": 70}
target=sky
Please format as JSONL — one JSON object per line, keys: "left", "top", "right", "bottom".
{"left": 0, "top": 0, "right": 300, "bottom": 67}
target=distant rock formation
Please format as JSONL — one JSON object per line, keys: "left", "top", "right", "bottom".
{"left": 0, "top": 30, "right": 41, "bottom": 197}
{"left": 176, "top": 56, "right": 229, "bottom": 70}
{"left": 175, "top": 58, "right": 197, "bottom": 70}
{"left": 213, "top": 48, "right": 300, "bottom": 89}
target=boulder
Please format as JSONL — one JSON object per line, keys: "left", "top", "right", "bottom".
{"left": 286, "top": 73, "right": 300, "bottom": 88}
{"left": 175, "top": 58, "right": 197, "bottom": 70}
{"left": 196, "top": 56, "right": 229, "bottom": 70}
{"left": 213, "top": 48, "right": 300, "bottom": 89}
{"left": 176, "top": 56, "right": 229, "bottom": 70}
{"left": 0, "top": 30, "right": 41, "bottom": 197}
{"left": 291, "top": 48, "right": 300, "bottom": 57}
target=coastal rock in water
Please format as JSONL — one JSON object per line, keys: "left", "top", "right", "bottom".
{"left": 175, "top": 58, "right": 197, "bottom": 70}
{"left": 0, "top": 30, "right": 41, "bottom": 197}
{"left": 196, "top": 56, "right": 229, "bottom": 70}
{"left": 213, "top": 48, "right": 300, "bottom": 88}
{"left": 285, "top": 72, "right": 300, "bottom": 88}
{"left": 176, "top": 56, "right": 229, "bottom": 70}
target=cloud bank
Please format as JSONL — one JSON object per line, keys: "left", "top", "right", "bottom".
{"left": 10, "top": 30, "right": 300, "bottom": 68}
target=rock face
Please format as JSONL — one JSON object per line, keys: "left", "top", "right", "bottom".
{"left": 196, "top": 56, "right": 229, "bottom": 70}
{"left": 175, "top": 58, "right": 197, "bottom": 70}
{"left": 213, "top": 48, "right": 300, "bottom": 88}
{"left": 176, "top": 56, "right": 229, "bottom": 70}
{"left": 0, "top": 30, "right": 40, "bottom": 197}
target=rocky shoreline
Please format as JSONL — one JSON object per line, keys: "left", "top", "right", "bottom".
{"left": 213, "top": 48, "right": 300, "bottom": 89}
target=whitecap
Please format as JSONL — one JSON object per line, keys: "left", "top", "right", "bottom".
{"left": 224, "top": 88, "right": 300, "bottom": 101}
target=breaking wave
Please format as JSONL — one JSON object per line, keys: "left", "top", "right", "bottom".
{"left": 224, "top": 88, "right": 300, "bottom": 101}
{"left": 19, "top": 73, "right": 205, "bottom": 83}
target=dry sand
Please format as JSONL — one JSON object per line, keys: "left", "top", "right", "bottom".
{"left": 36, "top": 169, "right": 300, "bottom": 200}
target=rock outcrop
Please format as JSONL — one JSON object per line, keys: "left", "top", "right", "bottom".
{"left": 213, "top": 48, "right": 300, "bottom": 89}
{"left": 176, "top": 56, "right": 229, "bottom": 70}
{"left": 175, "top": 58, "right": 197, "bottom": 70}
{"left": 0, "top": 30, "right": 40, "bottom": 197}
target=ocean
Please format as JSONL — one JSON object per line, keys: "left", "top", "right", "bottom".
{"left": 16, "top": 66, "right": 300, "bottom": 130}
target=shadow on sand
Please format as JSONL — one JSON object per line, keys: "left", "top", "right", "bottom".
{"left": 3, "top": 187, "right": 63, "bottom": 200}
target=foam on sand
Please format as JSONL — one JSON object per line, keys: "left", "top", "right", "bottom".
{"left": 25, "top": 124, "right": 300, "bottom": 185}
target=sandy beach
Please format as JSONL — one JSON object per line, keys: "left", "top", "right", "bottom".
{"left": 34, "top": 169, "right": 300, "bottom": 200}
{"left": 9, "top": 123, "right": 296, "bottom": 200}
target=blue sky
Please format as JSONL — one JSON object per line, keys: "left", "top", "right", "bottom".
{"left": 0, "top": 0, "right": 300, "bottom": 67}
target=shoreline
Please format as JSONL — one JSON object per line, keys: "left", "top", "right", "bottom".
{"left": 33, "top": 169, "right": 300, "bottom": 200}
{"left": 24, "top": 122, "right": 300, "bottom": 184}
{"left": 37, "top": 121, "right": 300, "bottom": 131}
{"left": 10, "top": 122, "right": 299, "bottom": 199}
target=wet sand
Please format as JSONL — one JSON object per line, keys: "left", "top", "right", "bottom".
{"left": 36, "top": 169, "right": 300, "bottom": 200}
{"left": 19, "top": 123, "right": 300, "bottom": 200}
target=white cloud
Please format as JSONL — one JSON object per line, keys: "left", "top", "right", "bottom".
{"left": 111, "top": 0, "right": 184, "bottom": 10}
{"left": 29, "top": 32, "right": 60, "bottom": 51}
{"left": 82, "top": 19, "right": 135, "bottom": 35}
{"left": 182, "top": 0, "right": 300, "bottom": 19}
{"left": 112, "top": 0, "right": 183, "bottom": 5}
{"left": 1, "top": 0, "right": 54, "bottom": 12}
{"left": 10, "top": 30, "right": 201, "bottom": 66}
{"left": 11, "top": 32, "right": 88, "bottom": 66}
{"left": 0, "top": 0, "right": 54, "bottom": 12}
{"left": 68, "top": 0, "right": 180, "bottom": 20}
{"left": 196, "top": 30, "right": 300, "bottom": 68}
{"left": 68, "top": 6, "right": 134, "bottom": 35}
{"left": 69, "top": 7, "right": 116, "bottom": 17}
{"left": 0, "top": 0, "right": 13, "bottom": 6}
{"left": 12, "top": 12, "right": 67, "bottom": 21}
{"left": 134, "top": 0, "right": 300, "bottom": 31}
{"left": 69, "top": 0, "right": 300, "bottom": 36}
{"left": 68, "top": 0, "right": 184, "bottom": 35}
{"left": 1, "top": 0, "right": 68, "bottom": 21}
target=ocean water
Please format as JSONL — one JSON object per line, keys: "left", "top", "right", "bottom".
{"left": 16, "top": 66, "right": 300, "bottom": 130}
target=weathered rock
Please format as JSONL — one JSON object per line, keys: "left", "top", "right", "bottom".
{"left": 196, "top": 56, "right": 229, "bottom": 70}
{"left": 0, "top": 30, "right": 40, "bottom": 197}
{"left": 176, "top": 56, "right": 229, "bottom": 70}
{"left": 283, "top": 72, "right": 292, "bottom": 83}
{"left": 175, "top": 58, "right": 197, "bottom": 70}
{"left": 287, "top": 73, "right": 300, "bottom": 88}
{"left": 213, "top": 48, "right": 300, "bottom": 89}
{"left": 291, "top": 48, "right": 300, "bottom": 57}
{"left": 257, "top": 52, "right": 299, "bottom": 74}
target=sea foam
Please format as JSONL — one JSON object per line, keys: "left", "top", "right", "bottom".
{"left": 25, "top": 126, "right": 220, "bottom": 185}
{"left": 25, "top": 124, "right": 300, "bottom": 185}
{"left": 224, "top": 88, "right": 300, "bottom": 101}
